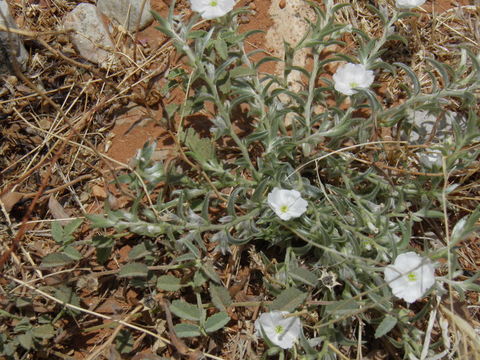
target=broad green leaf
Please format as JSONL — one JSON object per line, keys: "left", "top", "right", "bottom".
{"left": 128, "top": 242, "right": 150, "bottom": 260}
{"left": 14, "top": 318, "right": 31, "bottom": 332}
{"left": 182, "top": 128, "right": 216, "bottom": 165}
{"left": 54, "top": 285, "right": 81, "bottom": 309}
{"left": 64, "top": 218, "right": 83, "bottom": 236}
{"left": 51, "top": 221, "right": 63, "bottom": 243}
{"left": 174, "top": 323, "right": 202, "bottom": 338}
{"left": 375, "top": 316, "right": 398, "bottom": 338}
{"left": 63, "top": 246, "right": 82, "bottom": 261}
{"left": 204, "top": 312, "right": 230, "bottom": 333}
{"left": 40, "top": 253, "right": 75, "bottom": 268}
{"left": 115, "top": 329, "right": 134, "bottom": 354}
{"left": 325, "top": 299, "right": 364, "bottom": 315}
{"left": 289, "top": 267, "right": 319, "bottom": 287}
{"left": 31, "top": 324, "right": 55, "bottom": 339}
{"left": 92, "top": 235, "right": 114, "bottom": 264}
{"left": 193, "top": 269, "right": 208, "bottom": 288}
{"left": 87, "top": 214, "right": 116, "bottom": 228}
{"left": 17, "top": 332, "right": 33, "bottom": 350}
{"left": 230, "top": 66, "right": 256, "bottom": 78}
{"left": 270, "top": 287, "right": 307, "bottom": 312}
{"left": 174, "top": 253, "right": 197, "bottom": 263}
{"left": 215, "top": 39, "right": 228, "bottom": 60}
{"left": 170, "top": 300, "right": 202, "bottom": 321}
{"left": 201, "top": 263, "right": 221, "bottom": 284}
{"left": 96, "top": 247, "right": 112, "bottom": 265}
{"left": 209, "top": 285, "right": 232, "bottom": 312}
{"left": 156, "top": 275, "right": 182, "bottom": 291}
{"left": 92, "top": 235, "right": 114, "bottom": 248}
{"left": 118, "top": 263, "right": 149, "bottom": 278}
{"left": 15, "top": 297, "right": 31, "bottom": 308}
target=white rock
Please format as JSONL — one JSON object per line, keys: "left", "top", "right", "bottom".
{"left": 265, "top": 0, "right": 316, "bottom": 126}
{"left": 97, "top": 0, "right": 153, "bottom": 32}
{"left": 0, "top": 0, "right": 28, "bottom": 74}
{"left": 63, "top": 3, "right": 115, "bottom": 66}
{"left": 404, "top": 110, "right": 470, "bottom": 144}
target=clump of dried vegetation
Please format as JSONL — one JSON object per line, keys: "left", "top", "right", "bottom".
{"left": 1, "top": 1, "right": 479, "bottom": 359}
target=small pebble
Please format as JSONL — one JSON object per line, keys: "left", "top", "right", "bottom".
{"left": 239, "top": 14, "right": 250, "bottom": 24}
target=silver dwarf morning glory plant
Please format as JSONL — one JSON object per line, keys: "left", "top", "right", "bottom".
{"left": 83, "top": 0, "right": 480, "bottom": 358}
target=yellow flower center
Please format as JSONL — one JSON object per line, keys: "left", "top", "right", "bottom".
{"left": 280, "top": 205, "right": 289, "bottom": 213}
{"left": 407, "top": 273, "right": 417, "bottom": 282}
{"left": 210, "top": 0, "right": 218, "bottom": 5}
{"left": 349, "top": 81, "right": 359, "bottom": 88}
{"left": 274, "top": 325, "right": 284, "bottom": 334}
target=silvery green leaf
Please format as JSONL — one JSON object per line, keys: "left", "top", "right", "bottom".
{"left": 209, "top": 285, "right": 232, "bottom": 312}
{"left": 64, "top": 218, "right": 83, "bottom": 237}
{"left": 54, "top": 285, "right": 81, "bottom": 309}
{"left": 17, "top": 332, "right": 33, "bottom": 350}
{"left": 375, "top": 316, "right": 397, "bottom": 338}
{"left": 174, "top": 323, "right": 202, "bottom": 338}
{"left": 325, "top": 299, "right": 364, "bottom": 315}
{"left": 14, "top": 318, "right": 31, "bottom": 332}
{"left": 187, "top": 209, "right": 207, "bottom": 226}
{"left": 289, "top": 266, "right": 319, "bottom": 287}
{"left": 270, "top": 288, "right": 307, "bottom": 312}
{"left": 180, "top": 235, "right": 201, "bottom": 259}
{"left": 62, "top": 246, "right": 82, "bottom": 261}
{"left": 157, "top": 275, "right": 182, "bottom": 291}
{"left": 218, "top": 216, "right": 233, "bottom": 224}
{"left": 193, "top": 268, "right": 208, "bottom": 287}
{"left": 201, "top": 262, "right": 221, "bottom": 284}
{"left": 51, "top": 221, "right": 64, "bottom": 243}
{"left": 170, "top": 300, "right": 202, "bottom": 321}
{"left": 215, "top": 39, "right": 228, "bottom": 60}
{"left": 204, "top": 312, "right": 230, "bottom": 333}
{"left": 128, "top": 242, "right": 151, "bottom": 260}
{"left": 31, "top": 324, "right": 55, "bottom": 340}
{"left": 87, "top": 214, "right": 117, "bottom": 228}
{"left": 40, "top": 253, "right": 75, "bottom": 268}
{"left": 210, "top": 230, "right": 231, "bottom": 255}
{"left": 118, "top": 263, "right": 149, "bottom": 278}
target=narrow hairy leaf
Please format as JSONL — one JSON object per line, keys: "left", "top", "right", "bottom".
{"left": 375, "top": 316, "right": 398, "bottom": 338}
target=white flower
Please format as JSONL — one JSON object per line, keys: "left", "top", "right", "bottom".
{"left": 333, "top": 63, "right": 374, "bottom": 96}
{"left": 254, "top": 311, "right": 301, "bottom": 349}
{"left": 267, "top": 188, "right": 308, "bottom": 221}
{"left": 384, "top": 252, "right": 436, "bottom": 303}
{"left": 395, "top": 0, "right": 427, "bottom": 9}
{"left": 190, "top": 0, "right": 235, "bottom": 20}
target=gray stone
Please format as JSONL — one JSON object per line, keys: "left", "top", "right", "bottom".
{"left": 0, "top": 0, "right": 28, "bottom": 74}
{"left": 97, "top": 0, "right": 153, "bottom": 32}
{"left": 63, "top": 3, "right": 115, "bottom": 66}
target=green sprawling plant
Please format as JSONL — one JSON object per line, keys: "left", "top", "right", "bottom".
{"left": 53, "top": 0, "right": 478, "bottom": 358}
